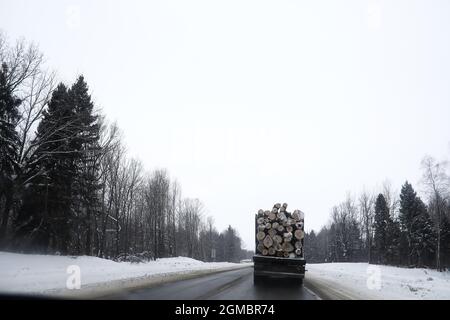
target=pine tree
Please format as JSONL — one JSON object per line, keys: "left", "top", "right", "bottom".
{"left": 305, "top": 230, "right": 318, "bottom": 262}
{"left": 416, "top": 199, "right": 436, "bottom": 267}
{"left": 67, "top": 76, "right": 100, "bottom": 255}
{"left": 441, "top": 210, "right": 450, "bottom": 269}
{"left": 14, "top": 83, "right": 76, "bottom": 253}
{"left": 399, "top": 181, "right": 436, "bottom": 267}
{"left": 0, "top": 63, "right": 22, "bottom": 242}
{"left": 386, "top": 218, "right": 401, "bottom": 265}
{"left": 373, "top": 194, "right": 390, "bottom": 264}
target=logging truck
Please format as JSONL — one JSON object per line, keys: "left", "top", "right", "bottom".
{"left": 253, "top": 203, "right": 306, "bottom": 285}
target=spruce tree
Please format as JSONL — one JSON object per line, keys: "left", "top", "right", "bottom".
{"left": 373, "top": 194, "right": 390, "bottom": 264}
{"left": 416, "top": 199, "right": 436, "bottom": 267}
{"left": 15, "top": 83, "right": 76, "bottom": 253}
{"left": 386, "top": 218, "right": 401, "bottom": 265}
{"left": 0, "top": 63, "right": 21, "bottom": 241}
{"left": 67, "top": 76, "right": 100, "bottom": 255}
{"left": 441, "top": 211, "right": 450, "bottom": 269}
{"left": 399, "top": 181, "right": 436, "bottom": 267}
{"left": 0, "top": 63, "right": 21, "bottom": 176}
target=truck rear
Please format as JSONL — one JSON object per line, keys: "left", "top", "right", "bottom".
{"left": 253, "top": 203, "right": 306, "bottom": 285}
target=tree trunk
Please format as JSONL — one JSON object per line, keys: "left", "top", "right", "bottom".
{"left": 0, "top": 192, "right": 13, "bottom": 244}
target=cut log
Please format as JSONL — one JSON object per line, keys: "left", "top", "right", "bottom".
{"left": 255, "top": 203, "right": 305, "bottom": 258}
{"left": 263, "top": 235, "right": 273, "bottom": 248}
{"left": 256, "top": 231, "right": 266, "bottom": 241}
{"left": 282, "top": 241, "right": 294, "bottom": 252}
{"left": 295, "top": 222, "right": 303, "bottom": 229}
{"left": 294, "top": 229, "right": 304, "bottom": 240}
{"left": 299, "top": 211, "right": 305, "bottom": 220}
{"left": 283, "top": 232, "right": 293, "bottom": 239}
{"left": 273, "top": 242, "right": 282, "bottom": 251}
{"left": 268, "top": 228, "right": 277, "bottom": 238}
{"left": 273, "top": 234, "right": 283, "bottom": 244}
{"left": 278, "top": 212, "right": 287, "bottom": 221}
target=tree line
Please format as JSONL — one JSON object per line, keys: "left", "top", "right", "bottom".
{"left": 305, "top": 158, "right": 450, "bottom": 271}
{"left": 0, "top": 33, "right": 250, "bottom": 263}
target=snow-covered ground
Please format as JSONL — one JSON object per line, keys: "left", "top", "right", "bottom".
{"left": 0, "top": 251, "right": 249, "bottom": 297}
{"left": 307, "top": 263, "right": 450, "bottom": 300}
{"left": 2, "top": 252, "right": 448, "bottom": 300}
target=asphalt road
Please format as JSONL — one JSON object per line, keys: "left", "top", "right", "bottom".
{"left": 103, "top": 267, "right": 320, "bottom": 300}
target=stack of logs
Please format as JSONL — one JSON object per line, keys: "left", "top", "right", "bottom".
{"left": 255, "top": 203, "right": 305, "bottom": 258}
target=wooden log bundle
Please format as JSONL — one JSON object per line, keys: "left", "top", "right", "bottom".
{"left": 255, "top": 203, "right": 305, "bottom": 258}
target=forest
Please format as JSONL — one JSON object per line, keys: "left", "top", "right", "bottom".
{"left": 0, "top": 33, "right": 251, "bottom": 263}
{"left": 305, "top": 171, "right": 450, "bottom": 271}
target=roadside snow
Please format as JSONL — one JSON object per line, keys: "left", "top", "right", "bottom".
{"left": 307, "top": 263, "right": 450, "bottom": 300}
{"left": 0, "top": 251, "right": 248, "bottom": 296}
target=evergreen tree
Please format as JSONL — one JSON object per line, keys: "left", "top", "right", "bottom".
{"left": 373, "top": 194, "right": 390, "bottom": 264}
{"left": 399, "top": 181, "right": 436, "bottom": 267}
{"left": 0, "top": 63, "right": 22, "bottom": 241}
{"left": 416, "top": 199, "right": 436, "bottom": 267}
{"left": 68, "top": 76, "right": 100, "bottom": 255}
{"left": 305, "top": 230, "right": 318, "bottom": 262}
{"left": 15, "top": 83, "right": 76, "bottom": 253}
{"left": 386, "top": 218, "right": 401, "bottom": 265}
{"left": 441, "top": 209, "right": 450, "bottom": 269}
{"left": 0, "top": 63, "right": 21, "bottom": 176}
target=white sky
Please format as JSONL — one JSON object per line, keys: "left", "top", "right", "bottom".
{"left": 1, "top": 0, "right": 450, "bottom": 250}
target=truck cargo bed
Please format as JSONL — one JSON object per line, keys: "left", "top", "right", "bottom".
{"left": 253, "top": 255, "right": 306, "bottom": 284}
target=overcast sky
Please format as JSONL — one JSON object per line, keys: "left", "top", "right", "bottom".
{"left": 1, "top": 0, "right": 450, "bottom": 249}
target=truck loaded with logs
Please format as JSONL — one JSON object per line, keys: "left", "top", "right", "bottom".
{"left": 253, "top": 203, "right": 306, "bottom": 285}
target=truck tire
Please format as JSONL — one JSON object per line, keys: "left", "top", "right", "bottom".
{"left": 298, "top": 278, "right": 304, "bottom": 286}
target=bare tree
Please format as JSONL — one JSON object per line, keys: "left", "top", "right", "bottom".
{"left": 179, "top": 198, "right": 203, "bottom": 258}
{"left": 420, "top": 155, "right": 450, "bottom": 271}
{"left": 358, "top": 189, "right": 375, "bottom": 263}
{"left": 382, "top": 180, "right": 400, "bottom": 219}
{"left": 167, "top": 180, "right": 181, "bottom": 256}
{"left": 0, "top": 32, "right": 55, "bottom": 243}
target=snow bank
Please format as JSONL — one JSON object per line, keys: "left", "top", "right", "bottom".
{"left": 307, "top": 263, "right": 450, "bottom": 300}
{"left": 0, "top": 251, "right": 248, "bottom": 296}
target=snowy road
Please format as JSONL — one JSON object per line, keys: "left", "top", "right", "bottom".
{"left": 100, "top": 267, "right": 320, "bottom": 300}
{"left": 3, "top": 250, "right": 448, "bottom": 299}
